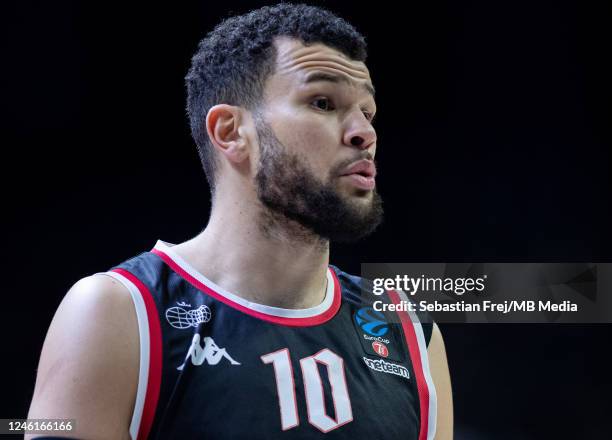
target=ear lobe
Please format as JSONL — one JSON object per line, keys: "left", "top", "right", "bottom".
{"left": 206, "top": 104, "right": 249, "bottom": 163}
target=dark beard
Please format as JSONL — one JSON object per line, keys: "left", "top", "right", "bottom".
{"left": 254, "top": 115, "right": 383, "bottom": 243}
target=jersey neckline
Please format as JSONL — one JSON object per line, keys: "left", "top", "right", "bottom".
{"left": 151, "top": 240, "right": 342, "bottom": 327}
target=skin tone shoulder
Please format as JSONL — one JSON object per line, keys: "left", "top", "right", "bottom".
{"left": 26, "top": 274, "right": 138, "bottom": 439}
{"left": 27, "top": 37, "right": 453, "bottom": 439}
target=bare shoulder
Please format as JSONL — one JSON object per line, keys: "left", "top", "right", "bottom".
{"left": 428, "top": 323, "right": 453, "bottom": 440}
{"left": 428, "top": 323, "right": 446, "bottom": 355}
{"left": 27, "top": 274, "right": 139, "bottom": 440}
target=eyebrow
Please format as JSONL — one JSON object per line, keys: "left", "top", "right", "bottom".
{"left": 302, "top": 72, "right": 375, "bottom": 97}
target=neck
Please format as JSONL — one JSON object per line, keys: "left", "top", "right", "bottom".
{"left": 172, "top": 197, "right": 331, "bottom": 310}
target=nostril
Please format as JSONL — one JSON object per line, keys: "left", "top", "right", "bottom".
{"left": 350, "top": 136, "right": 364, "bottom": 146}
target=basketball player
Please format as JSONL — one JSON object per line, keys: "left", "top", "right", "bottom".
{"left": 27, "top": 4, "right": 452, "bottom": 439}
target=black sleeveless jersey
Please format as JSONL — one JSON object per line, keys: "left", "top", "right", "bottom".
{"left": 105, "top": 241, "right": 437, "bottom": 440}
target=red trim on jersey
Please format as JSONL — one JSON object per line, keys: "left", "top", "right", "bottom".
{"left": 388, "top": 290, "right": 429, "bottom": 440}
{"left": 112, "top": 268, "right": 163, "bottom": 440}
{"left": 151, "top": 248, "right": 341, "bottom": 327}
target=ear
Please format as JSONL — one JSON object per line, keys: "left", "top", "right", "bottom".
{"left": 205, "top": 104, "right": 250, "bottom": 164}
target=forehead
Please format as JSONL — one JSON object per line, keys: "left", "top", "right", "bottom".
{"left": 268, "top": 37, "right": 374, "bottom": 96}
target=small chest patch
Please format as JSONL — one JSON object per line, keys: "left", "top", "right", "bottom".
{"left": 352, "top": 306, "right": 404, "bottom": 362}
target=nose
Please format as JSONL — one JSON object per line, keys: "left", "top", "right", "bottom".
{"left": 342, "top": 111, "right": 377, "bottom": 150}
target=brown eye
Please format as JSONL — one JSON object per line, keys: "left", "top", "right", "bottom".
{"left": 312, "top": 97, "right": 334, "bottom": 111}
{"left": 362, "top": 110, "right": 375, "bottom": 122}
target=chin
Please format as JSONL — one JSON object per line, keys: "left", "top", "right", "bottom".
{"left": 347, "top": 187, "right": 374, "bottom": 200}
{"left": 343, "top": 195, "right": 376, "bottom": 218}
{"left": 336, "top": 181, "right": 373, "bottom": 197}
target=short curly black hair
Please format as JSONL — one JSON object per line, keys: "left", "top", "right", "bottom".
{"left": 185, "top": 2, "right": 367, "bottom": 193}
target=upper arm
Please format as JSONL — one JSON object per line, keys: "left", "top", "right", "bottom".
{"left": 27, "top": 274, "right": 140, "bottom": 440}
{"left": 428, "top": 323, "right": 453, "bottom": 440}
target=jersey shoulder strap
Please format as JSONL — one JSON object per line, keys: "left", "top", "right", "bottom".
{"left": 330, "top": 265, "right": 435, "bottom": 347}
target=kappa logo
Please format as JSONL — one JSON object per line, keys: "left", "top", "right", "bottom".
{"left": 354, "top": 307, "right": 389, "bottom": 336}
{"left": 363, "top": 357, "right": 409, "bottom": 380}
{"left": 178, "top": 334, "right": 241, "bottom": 370}
{"left": 166, "top": 303, "right": 211, "bottom": 329}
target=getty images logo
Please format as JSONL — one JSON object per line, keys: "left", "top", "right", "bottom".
{"left": 354, "top": 307, "right": 389, "bottom": 337}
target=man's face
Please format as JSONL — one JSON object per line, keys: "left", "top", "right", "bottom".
{"left": 253, "top": 38, "right": 382, "bottom": 243}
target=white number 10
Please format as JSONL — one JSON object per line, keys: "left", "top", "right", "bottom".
{"left": 261, "top": 348, "right": 353, "bottom": 433}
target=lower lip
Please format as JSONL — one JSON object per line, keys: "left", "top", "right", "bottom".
{"left": 341, "top": 173, "right": 376, "bottom": 190}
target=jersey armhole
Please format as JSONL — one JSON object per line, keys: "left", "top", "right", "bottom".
{"left": 386, "top": 289, "right": 438, "bottom": 440}
{"left": 99, "top": 269, "right": 163, "bottom": 440}
{"left": 422, "top": 322, "right": 434, "bottom": 347}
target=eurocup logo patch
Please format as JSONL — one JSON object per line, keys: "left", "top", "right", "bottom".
{"left": 353, "top": 307, "right": 401, "bottom": 361}
{"left": 354, "top": 307, "right": 389, "bottom": 336}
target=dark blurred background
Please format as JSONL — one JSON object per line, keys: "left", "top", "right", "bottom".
{"left": 2, "top": 1, "right": 611, "bottom": 438}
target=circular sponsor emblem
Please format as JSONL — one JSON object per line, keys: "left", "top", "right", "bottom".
{"left": 372, "top": 341, "right": 389, "bottom": 358}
